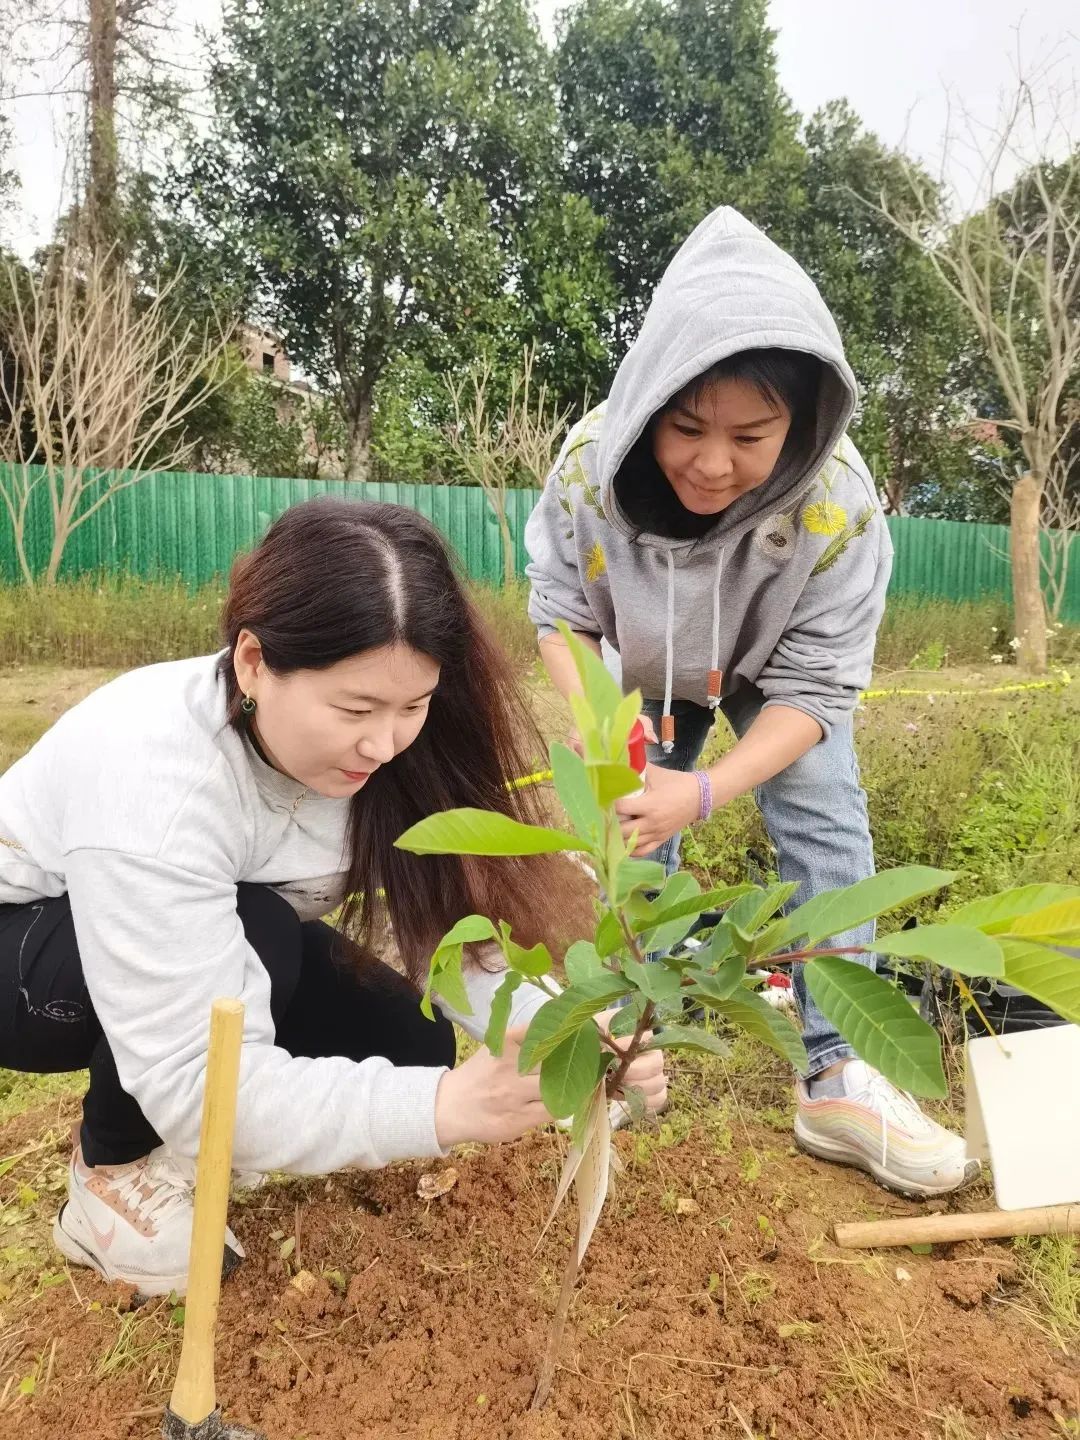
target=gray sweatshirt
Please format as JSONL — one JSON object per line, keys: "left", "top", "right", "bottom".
{"left": 525, "top": 207, "right": 893, "bottom": 738}
{"left": 0, "top": 655, "right": 552, "bottom": 1175}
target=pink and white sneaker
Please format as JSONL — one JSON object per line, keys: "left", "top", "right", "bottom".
{"left": 53, "top": 1140, "right": 244, "bottom": 1296}
{"left": 795, "top": 1060, "right": 981, "bottom": 1199}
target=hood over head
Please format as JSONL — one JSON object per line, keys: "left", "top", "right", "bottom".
{"left": 596, "top": 207, "right": 858, "bottom": 549}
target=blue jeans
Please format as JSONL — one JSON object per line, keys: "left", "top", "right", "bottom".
{"left": 641, "top": 688, "right": 877, "bottom": 1076}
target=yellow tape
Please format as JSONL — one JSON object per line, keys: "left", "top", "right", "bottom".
{"left": 861, "top": 671, "right": 1072, "bottom": 700}
{"left": 507, "top": 670, "right": 1073, "bottom": 791}
{"left": 507, "top": 769, "right": 554, "bottom": 789}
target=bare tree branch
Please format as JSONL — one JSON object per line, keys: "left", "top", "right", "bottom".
{"left": 444, "top": 347, "right": 572, "bottom": 586}
{"left": 869, "top": 59, "right": 1079, "bottom": 673}
{"left": 0, "top": 243, "right": 234, "bottom": 586}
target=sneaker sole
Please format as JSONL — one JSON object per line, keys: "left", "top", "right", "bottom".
{"left": 52, "top": 1204, "right": 243, "bottom": 1299}
{"left": 794, "top": 1121, "right": 980, "bottom": 1200}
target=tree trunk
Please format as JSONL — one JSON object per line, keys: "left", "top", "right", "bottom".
{"left": 87, "top": 0, "right": 120, "bottom": 255}
{"left": 497, "top": 493, "right": 516, "bottom": 586}
{"left": 1010, "top": 471, "right": 1047, "bottom": 673}
{"left": 343, "top": 391, "right": 372, "bottom": 483}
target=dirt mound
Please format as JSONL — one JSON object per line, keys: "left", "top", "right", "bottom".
{"left": 2, "top": 1107, "right": 1077, "bottom": 1440}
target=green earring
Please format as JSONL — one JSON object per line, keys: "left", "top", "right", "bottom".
{"left": 241, "top": 694, "right": 257, "bottom": 715}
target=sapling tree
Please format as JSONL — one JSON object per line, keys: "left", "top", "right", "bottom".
{"left": 397, "top": 625, "right": 1080, "bottom": 1408}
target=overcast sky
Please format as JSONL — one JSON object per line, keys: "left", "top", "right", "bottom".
{"left": 3, "top": 0, "right": 1077, "bottom": 257}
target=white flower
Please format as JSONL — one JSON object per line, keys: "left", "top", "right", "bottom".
{"left": 1009, "top": 636, "right": 1021, "bottom": 651}
{"left": 991, "top": 653, "right": 1004, "bottom": 664}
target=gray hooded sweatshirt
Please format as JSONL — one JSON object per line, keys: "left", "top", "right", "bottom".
{"left": 525, "top": 207, "right": 892, "bottom": 742}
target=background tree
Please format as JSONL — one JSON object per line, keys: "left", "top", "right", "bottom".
{"left": 556, "top": 0, "right": 803, "bottom": 346}
{"left": 1, "top": 0, "right": 194, "bottom": 255}
{"left": 795, "top": 102, "right": 989, "bottom": 518}
{"left": 0, "top": 244, "right": 232, "bottom": 585}
{"left": 878, "top": 78, "right": 1080, "bottom": 672}
{"left": 180, "top": 0, "right": 606, "bottom": 482}
{"left": 444, "top": 345, "right": 571, "bottom": 584}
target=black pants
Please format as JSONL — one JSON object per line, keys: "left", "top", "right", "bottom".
{"left": 0, "top": 884, "right": 455, "bottom": 1167}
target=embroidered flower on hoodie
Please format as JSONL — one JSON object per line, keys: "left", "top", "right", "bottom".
{"left": 755, "top": 512, "right": 796, "bottom": 557}
{"left": 810, "top": 505, "right": 875, "bottom": 576}
{"left": 802, "top": 498, "right": 848, "bottom": 536}
{"left": 585, "top": 540, "right": 607, "bottom": 582}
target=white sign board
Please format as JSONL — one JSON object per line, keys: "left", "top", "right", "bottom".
{"left": 965, "top": 1024, "right": 1080, "bottom": 1210}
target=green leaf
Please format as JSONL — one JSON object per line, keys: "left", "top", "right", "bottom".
{"left": 498, "top": 926, "right": 553, "bottom": 978}
{"left": 710, "top": 990, "right": 809, "bottom": 1073}
{"left": 397, "top": 808, "right": 586, "bottom": 857}
{"left": 564, "top": 940, "right": 604, "bottom": 985}
{"left": 623, "top": 871, "right": 708, "bottom": 954}
{"left": 724, "top": 883, "right": 800, "bottom": 942}
{"left": 632, "top": 883, "right": 755, "bottom": 939}
{"left": 803, "top": 957, "right": 946, "bottom": 1097}
{"left": 614, "top": 857, "right": 667, "bottom": 903}
{"left": 518, "top": 975, "right": 632, "bottom": 1070}
{"left": 610, "top": 690, "right": 643, "bottom": 756}
{"left": 420, "top": 915, "right": 496, "bottom": 1019}
{"left": 606, "top": 1002, "right": 641, "bottom": 1038}
{"left": 484, "top": 971, "right": 522, "bottom": 1056}
{"left": 437, "top": 915, "right": 498, "bottom": 946}
{"left": 558, "top": 621, "right": 624, "bottom": 726}
{"left": 595, "top": 908, "right": 626, "bottom": 958}
{"left": 746, "top": 916, "right": 794, "bottom": 961}
{"left": 540, "top": 1024, "right": 603, "bottom": 1118}
{"left": 703, "top": 921, "right": 736, "bottom": 966}
{"left": 646, "top": 1026, "right": 732, "bottom": 1059}
{"left": 1006, "top": 899, "right": 1080, "bottom": 946}
{"left": 779, "top": 867, "right": 957, "bottom": 948}
{"left": 622, "top": 956, "right": 683, "bottom": 1004}
{"left": 588, "top": 761, "right": 646, "bottom": 806}
{"left": 1000, "top": 940, "right": 1080, "bottom": 1025}
{"left": 948, "top": 884, "right": 1080, "bottom": 933}
{"left": 873, "top": 925, "right": 1004, "bottom": 977}
{"left": 569, "top": 691, "right": 603, "bottom": 761}
{"left": 686, "top": 953, "right": 745, "bottom": 1003}
{"left": 551, "top": 742, "right": 602, "bottom": 840}
{"left": 423, "top": 943, "right": 470, "bottom": 1021}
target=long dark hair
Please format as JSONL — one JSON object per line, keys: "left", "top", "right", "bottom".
{"left": 614, "top": 347, "right": 823, "bottom": 540}
{"left": 219, "top": 498, "right": 585, "bottom": 985}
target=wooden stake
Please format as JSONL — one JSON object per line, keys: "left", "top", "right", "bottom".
{"left": 834, "top": 1203, "right": 1080, "bottom": 1250}
{"left": 168, "top": 999, "right": 246, "bottom": 1425}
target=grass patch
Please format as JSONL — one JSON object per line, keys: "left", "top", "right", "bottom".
{"left": 1011, "top": 1235, "right": 1080, "bottom": 1355}
{"left": 0, "top": 1070, "right": 84, "bottom": 1125}
{"left": 689, "top": 677, "right": 1080, "bottom": 911}
{"left": 5, "top": 577, "right": 1076, "bottom": 676}
{"left": 0, "top": 576, "right": 223, "bottom": 669}
{"left": 468, "top": 578, "right": 537, "bottom": 672}
{"left": 875, "top": 596, "right": 1080, "bottom": 671}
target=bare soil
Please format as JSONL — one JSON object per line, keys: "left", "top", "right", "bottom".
{"left": 1, "top": 1090, "right": 1077, "bottom": 1440}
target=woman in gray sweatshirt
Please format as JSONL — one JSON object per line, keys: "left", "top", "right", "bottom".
{"left": 0, "top": 498, "right": 666, "bottom": 1295}
{"left": 526, "top": 207, "right": 976, "bottom": 1200}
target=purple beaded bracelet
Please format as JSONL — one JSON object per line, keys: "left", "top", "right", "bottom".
{"left": 693, "top": 768, "right": 713, "bottom": 821}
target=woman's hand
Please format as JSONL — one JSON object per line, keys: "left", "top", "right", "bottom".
{"left": 596, "top": 1008, "right": 668, "bottom": 1113}
{"left": 569, "top": 710, "right": 657, "bottom": 758}
{"left": 434, "top": 1007, "right": 670, "bottom": 1148}
{"left": 434, "top": 1026, "right": 549, "bottom": 1149}
{"left": 615, "top": 764, "right": 700, "bottom": 856}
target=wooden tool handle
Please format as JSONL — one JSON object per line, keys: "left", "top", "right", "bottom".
{"left": 168, "top": 999, "right": 246, "bottom": 1425}
{"left": 834, "top": 1203, "right": 1080, "bottom": 1250}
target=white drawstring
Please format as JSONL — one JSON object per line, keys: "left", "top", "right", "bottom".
{"left": 662, "top": 551, "right": 676, "bottom": 752}
{"left": 708, "top": 548, "right": 725, "bottom": 709}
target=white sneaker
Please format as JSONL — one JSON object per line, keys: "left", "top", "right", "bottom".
{"left": 795, "top": 1060, "right": 981, "bottom": 1199}
{"left": 53, "top": 1140, "right": 245, "bottom": 1296}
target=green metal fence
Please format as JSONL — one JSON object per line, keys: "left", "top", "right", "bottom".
{"left": 1, "top": 464, "right": 1077, "bottom": 621}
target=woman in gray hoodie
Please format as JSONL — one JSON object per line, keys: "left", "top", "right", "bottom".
{"left": 526, "top": 207, "right": 976, "bottom": 1199}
